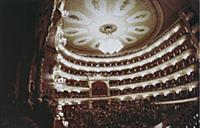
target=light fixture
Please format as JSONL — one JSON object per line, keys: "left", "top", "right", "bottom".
{"left": 175, "top": 89, "right": 181, "bottom": 94}
{"left": 143, "top": 94, "right": 149, "bottom": 98}
{"left": 119, "top": 87, "right": 124, "bottom": 91}
{"left": 61, "top": 10, "right": 69, "bottom": 17}
{"left": 164, "top": 91, "right": 170, "bottom": 96}
{"left": 119, "top": 97, "right": 124, "bottom": 101}
{"left": 57, "top": 54, "right": 63, "bottom": 61}
{"left": 153, "top": 93, "right": 159, "bottom": 97}
{"left": 58, "top": 112, "right": 64, "bottom": 117}
{"left": 60, "top": 37, "right": 67, "bottom": 46}
{"left": 67, "top": 90, "right": 71, "bottom": 93}
{"left": 62, "top": 120, "right": 69, "bottom": 127}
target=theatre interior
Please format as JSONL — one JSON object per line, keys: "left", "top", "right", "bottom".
{"left": 0, "top": 0, "right": 199, "bottom": 128}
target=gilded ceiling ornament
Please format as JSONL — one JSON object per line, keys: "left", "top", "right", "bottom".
{"left": 135, "top": 28, "right": 145, "bottom": 32}
{"left": 66, "top": 30, "right": 79, "bottom": 34}
{"left": 120, "top": 35, "right": 138, "bottom": 44}
{"left": 135, "top": 13, "right": 147, "bottom": 19}
{"left": 78, "top": 39, "right": 87, "bottom": 44}
{"left": 91, "top": 41, "right": 101, "bottom": 49}
{"left": 99, "top": 24, "right": 118, "bottom": 35}
{"left": 94, "top": 42, "right": 100, "bottom": 48}
{"left": 91, "top": 0, "right": 100, "bottom": 11}
{"left": 127, "top": 11, "right": 151, "bottom": 23}
{"left": 68, "top": 15, "right": 82, "bottom": 21}
{"left": 62, "top": 0, "right": 162, "bottom": 55}
{"left": 120, "top": 0, "right": 131, "bottom": 10}
{"left": 128, "top": 26, "right": 150, "bottom": 34}
{"left": 126, "top": 37, "right": 133, "bottom": 42}
{"left": 73, "top": 36, "right": 93, "bottom": 45}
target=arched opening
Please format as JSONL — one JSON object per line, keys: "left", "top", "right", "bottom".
{"left": 91, "top": 81, "right": 108, "bottom": 97}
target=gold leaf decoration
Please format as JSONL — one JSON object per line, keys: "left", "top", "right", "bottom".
{"left": 91, "top": 0, "right": 100, "bottom": 11}
{"left": 68, "top": 15, "right": 82, "bottom": 21}
{"left": 135, "top": 28, "right": 145, "bottom": 32}
{"left": 66, "top": 30, "right": 79, "bottom": 34}
{"left": 126, "top": 38, "right": 133, "bottom": 42}
{"left": 78, "top": 39, "right": 87, "bottom": 43}
{"left": 95, "top": 43, "right": 100, "bottom": 48}
{"left": 120, "top": 0, "right": 131, "bottom": 10}
{"left": 135, "top": 14, "right": 147, "bottom": 19}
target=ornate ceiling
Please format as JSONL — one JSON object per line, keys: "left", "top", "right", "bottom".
{"left": 61, "top": 0, "right": 163, "bottom": 55}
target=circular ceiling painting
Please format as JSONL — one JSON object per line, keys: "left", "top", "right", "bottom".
{"left": 61, "top": 0, "right": 163, "bottom": 55}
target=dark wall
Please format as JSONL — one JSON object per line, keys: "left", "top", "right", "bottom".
{"left": 0, "top": 1, "right": 55, "bottom": 128}
{"left": 0, "top": 0, "right": 41, "bottom": 101}
{"left": 0, "top": 0, "right": 41, "bottom": 105}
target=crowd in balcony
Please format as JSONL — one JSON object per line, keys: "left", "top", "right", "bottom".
{"left": 55, "top": 52, "right": 197, "bottom": 86}
{"left": 110, "top": 70, "right": 198, "bottom": 96}
{"left": 55, "top": 91, "right": 89, "bottom": 98}
{"left": 154, "top": 86, "right": 198, "bottom": 102}
{"left": 52, "top": 70, "right": 198, "bottom": 99}
{"left": 109, "top": 54, "right": 197, "bottom": 85}
{"left": 55, "top": 77, "right": 88, "bottom": 87}
{"left": 51, "top": 52, "right": 198, "bottom": 98}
